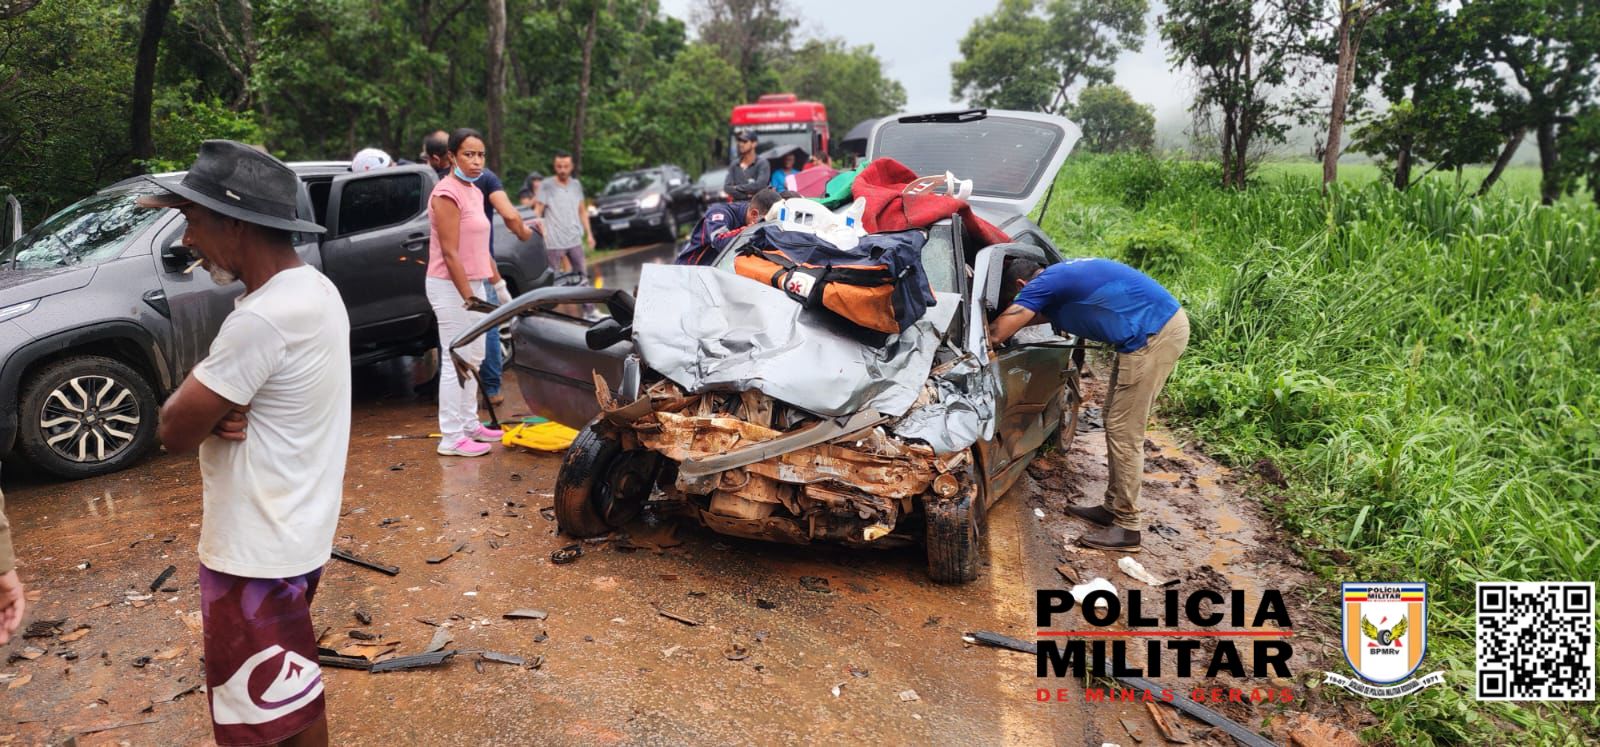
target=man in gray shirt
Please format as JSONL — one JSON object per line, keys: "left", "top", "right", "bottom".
{"left": 536, "top": 150, "right": 593, "bottom": 276}
{"left": 723, "top": 129, "right": 770, "bottom": 201}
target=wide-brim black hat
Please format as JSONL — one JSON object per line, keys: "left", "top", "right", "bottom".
{"left": 137, "top": 140, "right": 326, "bottom": 234}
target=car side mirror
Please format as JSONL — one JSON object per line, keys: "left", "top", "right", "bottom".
{"left": 585, "top": 317, "right": 631, "bottom": 350}
{"left": 160, "top": 233, "right": 194, "bottom": 273}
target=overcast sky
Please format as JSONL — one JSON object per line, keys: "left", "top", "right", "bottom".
{"left": 658, "top": 0, "right": 1193, "bottom": 137}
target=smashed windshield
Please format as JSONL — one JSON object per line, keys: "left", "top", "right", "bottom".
{"left": 602, "top": 172, "right": 658, "bottom": 196}
{"left": 0, "top": 188, "right": 164, "bottom": 270}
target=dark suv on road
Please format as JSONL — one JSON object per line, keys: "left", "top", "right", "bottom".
{"left": 590, "top": 165, "right": 702, "bottom": 247}
{"left": 0, "top": 162, "right": 551, "bottom": 479}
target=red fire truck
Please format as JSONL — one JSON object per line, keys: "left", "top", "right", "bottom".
{"left": 728, "top": 93, "right": 830, "bottom": 161}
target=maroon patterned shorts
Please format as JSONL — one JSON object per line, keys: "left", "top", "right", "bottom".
{"left": 199, "top": 564, "right": 325, "bottom": 746}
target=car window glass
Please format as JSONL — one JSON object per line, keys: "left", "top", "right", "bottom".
{"left": 338, "top": 173, "right": 423, "bottom": 236}
{"left": 0, "top": 188, "right": 164, "bottom": 270}
{"left": 306, "top": 179, "right": 332, "bottom": 227}
{"left": 603, "top": 173, "right": 656, "bottom": 195}
{"left": 874, "top": 117, "right": 1063, "bottom": 199}
{"left": 698, "top": 170, "right": 727, "bottom": 189}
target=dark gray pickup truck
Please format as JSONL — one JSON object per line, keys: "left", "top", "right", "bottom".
{"left": 0, "top": 162, "right": 552, "bottom": 479}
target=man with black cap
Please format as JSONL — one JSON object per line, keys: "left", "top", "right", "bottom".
{"left": 143, "top": 140, "right": 347, "bottom": 747}
{"left": 723, "top": 128, "right": 771, "bottom": 201}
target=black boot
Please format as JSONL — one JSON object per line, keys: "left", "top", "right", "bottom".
{"left": 1066, "top": 504, "right": 1116, "bottom": 527}
{"left": 1080, "top": 526, "right": 1141, "bottom": 553}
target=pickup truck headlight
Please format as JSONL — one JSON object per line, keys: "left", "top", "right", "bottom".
{"left": 0, "top": 299, "right": 38, "bottom": 323}
{"left": 638, "top": 193, "right": 663, "bottom": 210}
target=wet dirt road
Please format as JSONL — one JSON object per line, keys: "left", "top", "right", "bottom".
{"left": 1, "top": 345, "right": 1352, "bottom": 745}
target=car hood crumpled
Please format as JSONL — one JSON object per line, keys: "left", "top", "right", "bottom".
{"left": 633, "top": 264, "right": 959, "bottom": 419}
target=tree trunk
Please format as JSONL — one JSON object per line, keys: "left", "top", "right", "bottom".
{"left": 572, "top": 0, "right": 603, "bottom": 174}
{"left": 1476, "top": 126, "right": 1526, "bottom": 197}
{"left": 1535, "top": 121, "right": 1559, "bottom": 205}
{"left": 130, "top": 0, "right": 175, "bottom": 169}
{"left": 486, "top": 0, "right": 507, "bottom": 173}
{"left": 1322, "top": 5, "right": 1356, "bottom": 190}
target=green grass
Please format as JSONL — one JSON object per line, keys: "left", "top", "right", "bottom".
{"left": 1039, "top": 154, "right": 1600, "bottom": 744}
{"left": 1257, "top": 160, "right": 1589, "bottom": 206}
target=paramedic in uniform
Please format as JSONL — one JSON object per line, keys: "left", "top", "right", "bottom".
{"left": 988, "top": 258, "right": 1190, "bottom": 553}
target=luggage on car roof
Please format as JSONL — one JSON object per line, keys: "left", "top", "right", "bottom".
{"left": 735, "top": 224, "right": 935, "bottom": 337}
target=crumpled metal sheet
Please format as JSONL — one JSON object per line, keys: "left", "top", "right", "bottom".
{"left": 891, "top": 355, "right": 996, "bottom": 455}
{"left": 633, "top": 264, "right": 960, "bottom": 417}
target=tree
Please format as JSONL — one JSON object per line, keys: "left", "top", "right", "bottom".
{"left": 1349, "top": 0, "right": 1503, "bottom": 191}
{"left": 1320, "top": 0, "right": 1391, "bottom": 188}
{"left": 952, "top": 0, "right": 1146, "bottom": 115}
{"left": 1162, "top": 0, "right": 1320, "bottom": 188}
{"left": 1463, "top": 0, "right": 1600, "bottom": 204}
{"left": 1068, "top": 84, "right": 1155, "bottom": 152}
{"left": 486, "top": 0, "right": 507, "bottom": 173}
{"left": 131, "top": 0, "right": 176, "bottom": 168}
{"left": 774, "top": 38, "right": 907, "bottom": 155}
{"left": 1558, "top": 107, "right": 1600, "bottom": 208}
{"left": 692, "top": 0, "right": 790, "bottom": 99}
{"left": 633, "top": 43, "right": 744, "bottom": 172}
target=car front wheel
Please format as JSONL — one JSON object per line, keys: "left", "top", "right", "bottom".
{"left": 926, "top": 461, "right": 983, "bottom": 583}
{"left": 18, "top": 356, "right": 159, "bottom": 479}
{"left": 554, "top": 419, "right": 660, "bottom": 537}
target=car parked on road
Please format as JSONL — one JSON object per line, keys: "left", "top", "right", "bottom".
{"left": 589, "top": 165, "right": 702, "bottom": 247}
{"left": 454, "top": 110, "right": 1083, "bottom": 583}
{"left": 694, "top": 168, "right": 729, "bottom": 208}
{"left": 0, "top": 162, "right": 551, "bottom": 479}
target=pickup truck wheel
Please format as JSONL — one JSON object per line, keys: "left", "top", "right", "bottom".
{"left": 18, "top": 356, "right": 158, "bottom": 479}
{"left": 554, "top": 420, "right": 659, "bottom": 537}
{"left": 925, "top": 472, "right": 982, "bottom": 583}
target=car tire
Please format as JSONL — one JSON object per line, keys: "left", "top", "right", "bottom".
{"left": 661, "top": 211, "right": 678, "bottom": 243}
{"left": 925, "top": 484, "right": 981, "bottom": 584}
{"left": 554, "top": 419, "right": 660, "bottom": 537}
{"left": 17, "top": 356, "right": 159, "bottom": 479}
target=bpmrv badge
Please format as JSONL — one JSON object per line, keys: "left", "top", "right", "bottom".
{"left": 1323, "top": 583, "right": 1446, "bottom": 698}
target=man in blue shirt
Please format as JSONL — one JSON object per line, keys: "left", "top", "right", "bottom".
{"left": 675, "top": 187, "right": 782, "bottom": 266}
{"left": 989, "top": 258, "right": 1190, "bottom": 552}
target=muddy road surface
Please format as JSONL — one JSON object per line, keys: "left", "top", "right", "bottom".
{"left": 1, "top": 352, "right": 1353, "bottom": 745}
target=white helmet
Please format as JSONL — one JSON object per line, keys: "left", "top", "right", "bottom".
{"left": 351, "top": 147, "right": 393, "bottom": 173}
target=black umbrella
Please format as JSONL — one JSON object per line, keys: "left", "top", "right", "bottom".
{"left": 841, "top": 118, "right": 878, "bottom": 157}
{"left": 763, "top": 143, "right": 810, "bottom": 171}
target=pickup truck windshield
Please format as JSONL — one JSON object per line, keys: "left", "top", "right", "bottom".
{"left": 0, "top": 189, "right": 164, "bottom": 270}
{"left": 603, "top": 173, "right": 658, "bottom": 196}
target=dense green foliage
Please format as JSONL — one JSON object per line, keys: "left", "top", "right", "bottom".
{"left": 1043, "top": 153, "right": 1600, "bottom": 742}
{"left": 1067, "top": 84, "right": 1155, "bottom": 153}
{"left": 0, "top": 0, "right": 904, "bottom": 221}
{"left": 951, "top": 0, "right": 1145, "bottom": 115}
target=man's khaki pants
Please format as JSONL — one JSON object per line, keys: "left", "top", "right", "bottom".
{"left": 1102, "top": 308, "right": 1190, "bottom": 531}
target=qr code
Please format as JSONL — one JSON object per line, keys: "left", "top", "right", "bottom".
{"left": 1477, "top": 582, "right": 1595, "bottom": 700}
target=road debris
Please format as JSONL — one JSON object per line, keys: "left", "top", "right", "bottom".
{"left": 355, "top": 610, "right": 372, "bottom": 625}
{"left": 331, "top": 548, "right": 400, "bottom": 576}
{"left": 799, "top": 576, "right": 831, "bottom": 593}
{"left": 423, "top": 627, "right": 454, "bottom": 653}
{"left": 1055, "top": 564, "right": 1079, "bottom": 585}
{"left": 427, "top": 541, "right": 468, "bottom": 564}
{"left": 756, "top": 598, "right": 777, "bottom": 610}
{"left": 1144, "top": 701, "right": 1191, "bottom": 743}
{"left": 348, "top": 630, "right": 379, "bottom": 641}
{"left": 1070, "top": 577, "right": 1115, "bottom": 608}
{"left": 723, "top": 643, "right": 749, "bottom": 661}
{"left": 831, "top": 682, "right": 844, "bottom": 697}
{"left": 963, "top": 631, "right": 1034, "bottom": 655}
{"left": 74, "top": 718, "right": 160, "bottom": 736}
{"left": 8, "top": 673, "right": 31, "bottom": 690}
{"left": 317, "top": 649, "right": 371, "bottom": 671}
{"left": 370, "top": 650, "right": 457, "bottom": 673}
{"left": 23, "top": 619, "right": 65, "bottom": 638}
{"left": 149, "top": 565, "right": 177, "bottom": 592}
{"left": 1117, "top": 557, "right": 1164, "bottom": 586}
{"left": 56, "top": 624, "right": 91, "bottom": 643}
{"left": 131, "top": 656, "right": 152, "bottom": 668}
{"left": 551, "top": 544, "right": 583, "bottom": 564}
{"left": 1119, "top": 717, "right": 1145, "bottom": 744}
{"left": 152, "top": 647, "right": 185, "bottom": 661}
{"left": 479, "top": 651, "right": 525, "bottom": 667}
{"left": 654, "top": 604, "right": 702, "bottom": 626}
{"left": 503, "top": 609, "right": 548, "bottom": 620}
{"left": 898, "top": 689, "right": 920, "bottom": 702}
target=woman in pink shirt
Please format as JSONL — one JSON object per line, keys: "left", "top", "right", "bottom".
{"left": 426, "top": 128, "right": 505, "bottom": 457}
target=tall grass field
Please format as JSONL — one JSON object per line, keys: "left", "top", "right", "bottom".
{"left": 1038, "top": 155, "right": 1599, "bottom": 743}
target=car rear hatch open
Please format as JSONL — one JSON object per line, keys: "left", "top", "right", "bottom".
{"left": 864, "top": 109, "right": 1081, "bottom": 220}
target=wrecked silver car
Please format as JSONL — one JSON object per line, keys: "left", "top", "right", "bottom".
{"left": 453, "top": 110, "right": 1086, "bottom": 582}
